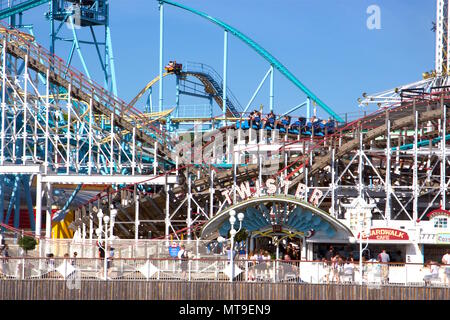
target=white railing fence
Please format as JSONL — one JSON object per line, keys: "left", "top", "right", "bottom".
{"left": 0, "top": 257, "right": 449, "bottom": 287}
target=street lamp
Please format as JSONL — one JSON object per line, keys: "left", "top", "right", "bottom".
{"left": 96, "top": 213, "right": 111, "bottom": 280}
{"left": 110, "top": 207, "right": 117, "bottom": 239}
{"left": 218, "top": 210, "right": 245, "bottom": 282}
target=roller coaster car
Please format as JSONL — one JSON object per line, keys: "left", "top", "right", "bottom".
{"left": 165, "top": 61, "right": 183, "bottom": 74}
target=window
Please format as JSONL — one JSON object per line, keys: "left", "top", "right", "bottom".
{"left": 434, "top": 217, "right": 448, "bottom": 229}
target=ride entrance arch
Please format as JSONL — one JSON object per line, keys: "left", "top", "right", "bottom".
{"left": 201, "top": 195, "right": 354, "bottom": 259}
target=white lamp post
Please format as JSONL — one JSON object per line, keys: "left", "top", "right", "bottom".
{"left": 95, "top": 212, "right": 111, "bottom": 281}
{"left": 110, "top": 207, "right": 117, "bottom": 239}
{"left": 218, "top": 210, "right": 245, "bottom": 282}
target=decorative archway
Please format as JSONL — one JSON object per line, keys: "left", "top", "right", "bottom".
{"left": 201, "top": 195, "right": 354, "bottom": 242}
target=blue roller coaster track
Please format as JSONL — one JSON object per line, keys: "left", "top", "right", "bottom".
{"left": 159, "top": 0, "right": 344, "bottom": 123}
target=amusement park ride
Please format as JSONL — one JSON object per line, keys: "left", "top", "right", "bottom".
{"left": 0, "top": 0, "right": 448, "bottom": 265}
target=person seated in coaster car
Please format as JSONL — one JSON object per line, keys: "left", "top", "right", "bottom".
{"left": 326, "top": 118, "right": 336, "bottom": 134}
{"left": 236, "top": 112, "right": 251, "bottom": 129}
{"left": 313, "top": 119, "right": 327, "bottom": 137}
{"left": 305, "top": 116, "right": 317, "bottom": 135}
{"left": 251, "top": 110, "right": 262, "bottom": 129}
{"left": 262, "top": 111, "right": 276, "bottom": 130}
{"left": 165, "top": 60, "right": 183, "bottom": 74}
{"left": 278, "top": 115, "right": 291, "bottom": 133}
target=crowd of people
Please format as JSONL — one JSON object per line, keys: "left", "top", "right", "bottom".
{"left": 236, "top": 110, "right": 337, "bottom": 136}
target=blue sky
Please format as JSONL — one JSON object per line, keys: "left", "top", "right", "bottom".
{"left": 17, "top": 0, "right": 436, "bottom": 119}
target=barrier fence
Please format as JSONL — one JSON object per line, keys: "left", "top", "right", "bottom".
{"left": 0, "top": 257, "right": 449, "bottom": 287}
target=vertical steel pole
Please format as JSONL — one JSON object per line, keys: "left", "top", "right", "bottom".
{"left": 187, "top": 173, "right": 192, "bottom": 240}
{"left": 35, "top": 174, "right": 42, "bottom": 237}
{"left": 45, "top": 183, "right": 52, "bottom": 240}
{"left": 165, "top": 182, "right": 170, "bottom": 240}
{"left": 441, "top": 97, "right": 447, "bottom": 209}
{"left": 385, "top": 114, "right": 391, "bottom": 223}
{"left": 88, "top": 99, "right": 93, "bottom": 175}
{"left": 306, "top": 97, "right": 311, "bottom": 121}
{"left": 110, "top": 113, "right": 114, "bottom": 175}
{"left": 66, "top": 85, "right": 71, "bottom": 174}
{"left": 134, "top": 185, "right": 139, "bottom": 241}
{"left": 158, "top": 2, "right": 164, "bottom": 113}
{"left": 331, "top": 148, "right": 335, "bottom": 217}
{"left": 209, "top": 169, "right": 214, "bottom": 218}
{"left": 132, "top": 127, "right": 136, "bottom": 175}
{"left": 222, "top": 30, "right": 228, "bottom": 121}
{"left": 413, "top": 108, "right": 418, "bottom": 223}
{"left": 358, "top": 128, "right": 363, "bottom": 199}
{"left": 22, "top": 55, "right": 28, "bottom": 164}
{"left": 1, "top": 39, "right": 6, "bottom": 165}
{"left": 175, "top": 75, "right": 180, "bottom": 118}
{"left": 269, "top": 65, "right": 274, "bottom": 112}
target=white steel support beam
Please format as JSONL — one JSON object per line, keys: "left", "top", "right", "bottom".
{"left": 385, "top": 115, "right": 392, "bottom": 223}
{"left": 45, "top": 182, "right": 52, "bottom": 240}
{"left": 187, "top": 172, "right": 192, "bottom": 240}
{"left": 41, "top": 175, "right": 177, "bottom": 184}
{"left": 35, "top": 173, "right": 42, "bottom": 237}
{"left": 442, "top": 101, "right": 447, "bottom": 209}
{"left": 134, "top": 185, "right": 139, "bottom": 242}
{"left": 413, "top": 108, "right": 419, "bottom": 223}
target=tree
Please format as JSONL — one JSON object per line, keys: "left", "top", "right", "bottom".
{"left": 234, "top": 228, "right": 249, "bottom": 243}
{"left": 18, "top": 236, "right": 37, "bottom": 255}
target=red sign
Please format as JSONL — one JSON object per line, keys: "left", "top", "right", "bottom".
{"left": 358, "top": 228, "right": 409, "bottom": 241}
{"left": 426, "top": 208, "right": 450, "bottom": 219}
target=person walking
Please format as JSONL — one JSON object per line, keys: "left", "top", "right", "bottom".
{"left": 378, "top": 249, "right": 390, "bottom": 284}
{"left": 178, "top": 245, "right": 189, "bottom": 280}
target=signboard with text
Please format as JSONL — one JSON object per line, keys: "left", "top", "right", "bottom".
{"left": 358, "top": 228, "right": 409, "bottom": 241}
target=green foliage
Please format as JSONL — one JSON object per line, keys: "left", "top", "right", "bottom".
{"left": 18, "top": 236, "right": 37, "bottom": 253}
{"left": 234, "top": 228, "right": 249, "bottom": 243}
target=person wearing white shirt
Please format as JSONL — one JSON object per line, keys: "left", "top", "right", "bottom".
{"left": 424, "top": 261, "right": 440, "bottom": 286}
{"left": 442, "top": 251, "right": 450, "bottom": 285}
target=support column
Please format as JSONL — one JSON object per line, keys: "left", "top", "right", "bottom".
{"left": 331, "top": 149, "right": 336, "bottom": 217}
{"left": 35, "top": 174, "right": 42, "bottom": 237}
{"left": 45, "top": 183, "right": 52, "bottom": 239}
{"left": 413, "top": 106, "right": 418, "bottom": 223}
{"left": 187, "top": 173, "right": 192, "bottom": 240}
{"left": 269, "top": 65, "right": 274, "bottom": 112}
{"left": 158, "top": 2, "right": 164, "bottom": 113}
{"left": 358, "top": 128, "right": 363, "bottom": 199}
{"left": 134, "top": 185, "right": 139, "bottom": 241}
{"left": 306, "top": 97, "right": 311, "bottom": 121}
{"left": 441, "top": 98, "right": 447, "bottom": 209}
{"left": 385, "top": 113, "right": 391, "bottom": 223}
{"left": 165, "top": 182, "right": 170, "bottom": 239}
{"left": 209, "top": 169, "right": 214, "bottom": 218}
{"left": 222, "top": 30, "right": 228, "bottom": 121}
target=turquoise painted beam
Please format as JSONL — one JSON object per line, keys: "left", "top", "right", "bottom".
{"left": 0, "top": 0, "right": 50, "bottom": 20}
{"left": 392, "top": 134, "right": 450, "bottom": 151}
{"left": 159, "top": 0, "right": 344, "bottom": 122}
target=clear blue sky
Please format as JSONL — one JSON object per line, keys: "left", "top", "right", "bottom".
{"left": 19, "top": 0, "right": 436, "bottom": 119}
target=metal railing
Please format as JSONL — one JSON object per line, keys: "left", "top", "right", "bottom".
{"left": 0, "top": 257, "right": 448, "bottom": 287}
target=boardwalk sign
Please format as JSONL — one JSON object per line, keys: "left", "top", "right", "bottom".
{"left": 358, "top": 228, "right": 409, "bottom": 241}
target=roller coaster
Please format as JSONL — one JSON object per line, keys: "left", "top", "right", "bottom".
{"left": 0, "top": 1, "right": 448, "bottom": 266}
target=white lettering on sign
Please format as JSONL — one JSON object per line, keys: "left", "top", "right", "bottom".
{"left": 221, "top": 178, "right": 322, "bottom": 207}
{"left": 266, "top": 178, "right": 277, "bottom": 195}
